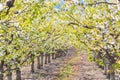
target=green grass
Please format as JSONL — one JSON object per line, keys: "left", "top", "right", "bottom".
{"left": 56, "top": 53, "right": 80, "bottom": 80}
{"left": 60, "top": 64, "right": 72, "bottom": 77}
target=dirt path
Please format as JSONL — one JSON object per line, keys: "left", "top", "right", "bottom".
{"left": 66, "top": 53, "right": 109, "bottom": 80}
{"left": 21, "top": 49, "right": 108, "bottom": 80}
{"left": 21, "top": 48, "right": 76, "bottom": 80}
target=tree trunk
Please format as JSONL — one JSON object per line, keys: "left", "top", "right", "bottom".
{"left": 37, "top": 56, "right": 40, "bottom": 69}
{"left": 106, "top": 64, "right": 110, "bottom": 79}
{"left": 6, "top": 65, "right": 12, "bottom": 80}
{"left": 109, "top": 64, "right": 115, "bottom": 80}
{"left": 40, "top": 53, "right": 44, "bottom": 68}
{"left": 59, "top": 53, "right": 61, "bottom": 57}
{"left": 55, "top": 53, "right": 58, "bottom": 59}
{"left": 48, "top": 54, "right": 51, "bottom": 63}
{"left": 31, "top": 60, "right": 35, "bottom": 73}
{"left": 104, "top": 64, "right": 108, "bottom": 75}
{"left": 45, "top": 54, "right": 48, "bottom": 64}
{"left": 0, "top": 61, "right": 4, "bottom": 80}
{"left": 105, "top": 64, "right": 110, "bottom": 79}
{"left": 16, "top": 67, "right": 21, "bottom": 80}
{"left": 64, "top": 49, "right": 67, "bottom": 56}
{"left": 52, "top": 53, "right": 55, "bottom": 59}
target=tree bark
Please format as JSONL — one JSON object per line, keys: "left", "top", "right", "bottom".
{"left": 31, "top": 60, "right": 35, "bottom": 73}
{"left": 52, "top": 53, "right": 55, "bottom": 59}
{"left": 37, "top": 56, "right": 40, "bottom": 69}
{"left": 40, "top": 53, "right": 44, "bottom": 68}
{"left": 48, "top": 54, "right": 51, "bottom": 63}
{"left": 55, "top": 53, "right": 58, "bottom": 59}
{"left": 16, "top": 67, "right": 21, "bottom": 80}
{"left": 106, "top": 64, "right": 110, "bottom": 79}
{"left": 104, "top": 64, "right": 108, "bottom": 75}
{"left": 6, "top": 65, "right": 12, "bottom": 80}
{"left": 0, "top": 61, "right": 4, "bottom": 80}
{"left": 109, "top": 64, "right": 115, "bottom": 80}
{"left": 45, "top": 54, "right": 48, "bottom": 64}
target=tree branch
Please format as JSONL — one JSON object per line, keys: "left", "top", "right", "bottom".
{"left": 87, "top": 2, "right": 117, "bottom": 6}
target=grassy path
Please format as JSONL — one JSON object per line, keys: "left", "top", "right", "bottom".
{"left": 20, "top": 48, "right": 76, "bottom": 80}
{"left": 20, "top": 49, "right": 108, "bottom": 80}
{"left": 59, "top": 53, "right": 109, "bottom": 80}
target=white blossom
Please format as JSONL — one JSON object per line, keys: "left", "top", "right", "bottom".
{"left": 0, "top": 3, "right": 3, "bottom": 12}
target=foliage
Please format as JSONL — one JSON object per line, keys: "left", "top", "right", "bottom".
{"left": 0, "top": 0, "right": 119, "bottom": 80}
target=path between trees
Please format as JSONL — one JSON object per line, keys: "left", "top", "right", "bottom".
{"left": 66, "top": 53, "right": 109, "bottom": 80}
{"left": 21, "top": 49, "right": 108, "bottom": 80}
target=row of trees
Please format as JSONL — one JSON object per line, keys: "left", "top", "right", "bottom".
{"left": 0, "top": 0, "right": 78, "bottom": 80}
{"left": 0, "top": 0, "right": 120, "bottom": 80}
{"left": 68, "top": 1, "right": 120, "bottom": 80}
